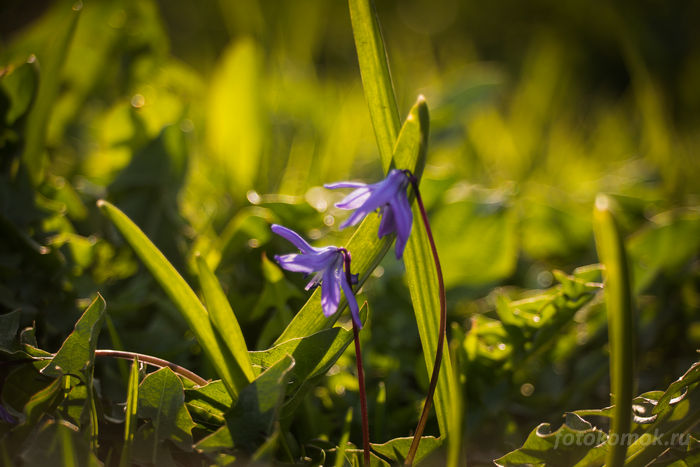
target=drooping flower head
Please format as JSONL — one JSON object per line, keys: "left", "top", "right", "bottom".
{"left": 325, "top": 169, "right": 412, "bottom": 259}
{"left": 271, "top": 224, "right": 361, "bottom": 328}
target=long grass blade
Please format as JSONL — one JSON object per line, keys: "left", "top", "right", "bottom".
{"left": 119, "top": 357, "right": 140, "bottom": 467}
{"left": 97, "top": 200, "right": 241, "bottom": 398}
{"left": 348, "top": 0, "right": 400, "bottom": 169}
{"left": 196, "top": 255, "right": 255, "bottom": 385}
{"left": 593, "top": 195, "right": 634, "bottom": 467}
{"left": 22, "top": 3, "right": 81, "bottom": 185}
{"left": 398, "top": 112, "right": 458, "bottom": 443}
{"left": 348, "top": 0, "right": 459, "bottom": 445}
{"left": 334, "top": 408, "right": 354, "bottom": 467}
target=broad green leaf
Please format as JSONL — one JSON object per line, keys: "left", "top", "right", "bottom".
{"left": 0, "top": 364, "right": 51, "bottom": 419}
{"left": 20, "top": 373, "right": 64, "bottom": 427}
{"left": 431, "top": 196, "right": 518, "bottom": 287}
{"left": 196, "top": 355, "right": 295, "bottom": 454}
{"left": 19, "top": 419, "right": 101, "bottom": 467}
{"left": 348, "top": 0, "right": 400, "bottom": 168}
{"left": 185, "top": 380, "right": 233, "bottom": 428}
{"left": 623, "top": 363, "right": 700, "bottom": 466}
{"left": 499, "top": 361, "right": 700, "bottom": 467}
{"left": 197, "top": 255, "right": 255, "bottom": 385}
{"left": 0, "top": 61, "right": 37, "bottom": 125}
{"left": 137, "top": 367, "right": 197, "bottom": 455}
{"left": 370, "top": 436, "right": 443, "bottom": 465}
{"left": 4, "top": 371, "right": 64, "bottom": 450}
{"left": 653, "top": 362, "right": 700, "bottom": 416}
{"left": 0, "top": 310, "right": 20, "bottom": 352}
{"left": 593, "top": 194, "right": 634, "bottom": 467}
{"left": 58, "top": 382, "right": 88, "bottom": 427}
{"left": 206, "top": 38, "right": 265, "bottom": 195}
{"left": 251, "top": 305, "right": 364, "bottom": 418}
{"left": 120, "top": 357, "right": 140, "bottom": 467}
{"left": 252, "top": 255, "right": 301, "bottom": 349}
{"left": 627, "top": 209, "right": 700, "bottom": 293}
{"left": 225, "top": 354, "right": 293, "bottom": 451}
{"left": 41, "top": 294, "right": 106, "bottom": 381}
{"left": 495, "top": 413, "right": 608, "bottom": 467}
{"left": 98, "top": 200, "right": 241, "bottom": 398}
{"left": 275, "top": 98, "right": 427, "bottom": 344}
{"left": 21, "top": 3, "right": 81, "bottom": 185}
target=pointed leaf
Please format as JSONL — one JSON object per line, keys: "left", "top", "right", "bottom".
{"left": 395, "top": 98, "right": 458, "bottom": 439}
{"left": 21, "top": 3, "right": 81, "bottom": 185}
{"left": 197, "top": 255, "right": 255, "bottom": 385}
{"left": 98, "top": 199, "right": 241, "bottom": 398}
{"left": 41, "top": 294, "right": 105, "bottom": 381}
{"left": 0, "top": 310, "right": 21, "bottom": 352}
{"left": 593, "top": 194, "right": 634, "bottom": 467}
{"left": 349, "top": 0, "right": 400, "bottom": 168}
{"left": 137, "top": 367, "right": 196, "bottom": 452}
{"left": 370, "top": 436, "right": 443, "bottom": 465}
{"left": 19, "top": 419, "right": 101, "bottom": 467}
{"left": 196, "top": 355, "right": 295, "bottom": 454}
{"left": 185, "top": 380, "right": 233, "bottom": 428}
{"left": 251, "top": 305, "right": 364, "bottom": 417}
{"left": 120, "top": 357, "right": 140, "bottom": 467}
{"left": 495, "top": 413, "right": 608, "bottom": 467}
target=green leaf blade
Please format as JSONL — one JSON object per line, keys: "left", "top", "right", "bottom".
{"left": 196, "top": 255, "right": 255, "bottom": 385}
{"left": 348, "top": 0, "right": 400, "bottom": 169}
{"left": 593, "top": 195, "right": 635, "bottom": 467}
{"left": 119, "top": 357, "right": 140, "bottom": 467}
{"left": 196, "top": 355, "right": 295, "bottom": 454}
{"left": 97, "top": 200, "right": 240, "bottom": 398}
{"left": 137, "top": 367, "right": 197, "bottom": 453}
{"left": 41, "top": 294, "right": 106, "bottom": 381}
{"left": 21, "top": 4, "right": 81, "bottom": 185}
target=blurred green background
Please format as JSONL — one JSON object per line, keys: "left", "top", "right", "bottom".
{"left": 2, "top": 0, "right": 699, "bottom": 462}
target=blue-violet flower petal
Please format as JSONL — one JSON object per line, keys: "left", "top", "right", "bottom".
{"left": 271, "top": 224, "right": 361, "bottom": 327}
{"left": 325, "top": 169, "right": 413, "bottom": 259}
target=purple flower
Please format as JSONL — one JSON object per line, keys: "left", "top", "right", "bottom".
{"left": 325, "top": 169, "right": 412, "bottom": 258}
{"left": 271, "top": 224, "right": 361, "bottom": 328}
{"left": 0, "top": 404, "right": 16, "bottom": 425}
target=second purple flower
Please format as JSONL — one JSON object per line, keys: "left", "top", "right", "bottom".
{"left": 325, "top": 169, "right": 413, "bottom": 259}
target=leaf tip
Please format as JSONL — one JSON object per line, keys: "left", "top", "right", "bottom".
{"left": 595, "top": 194, "right": 610, "bottom": 213}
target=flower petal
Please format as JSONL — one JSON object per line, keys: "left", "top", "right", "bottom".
{"left": 274, "top": 250, "right": 335, "bottom": 274}
{"left": 392, "top": 191, "right": 413, "bottom": 259}
{"left": 324, "top": 181, "right": 368, "bottom": 189}
{"left": 271, "top": 224, "right": 315, "bottom": 253}
{"left": 377, "top": 204, "right": 396, "bottom": 238}
{"left": 335, "top": 187, "right": 372, "bottom": 210}
{"left": 320, "top": 258, "right": 342, "bottom": 317}
{"left": 340, "top": 269, "right": 362, "bottom": 328}
{"left": 338, "top": 206, "right": 375, "bottom": 229}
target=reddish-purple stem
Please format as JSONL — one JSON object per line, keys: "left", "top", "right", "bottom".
{"left": 340, "top": 249, "right": 371, "bottom": 466}
{"left": 95, "top": 349, "right": 208, "bottom": 386}
{"left": 403, "top": 172, "right": 446, "bottom": 466}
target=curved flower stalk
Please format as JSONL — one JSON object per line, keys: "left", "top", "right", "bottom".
{"left": 326, "top": 169, "right": 412, "bottom": 259}
{"left": 271, "top": 223, "right": 370, "bottom": 462}
{"left": 326, "top": 169, "right": 446, "bottom": 465}
{"left": 271, "top": 224, "right": 361, "bottom": 328}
